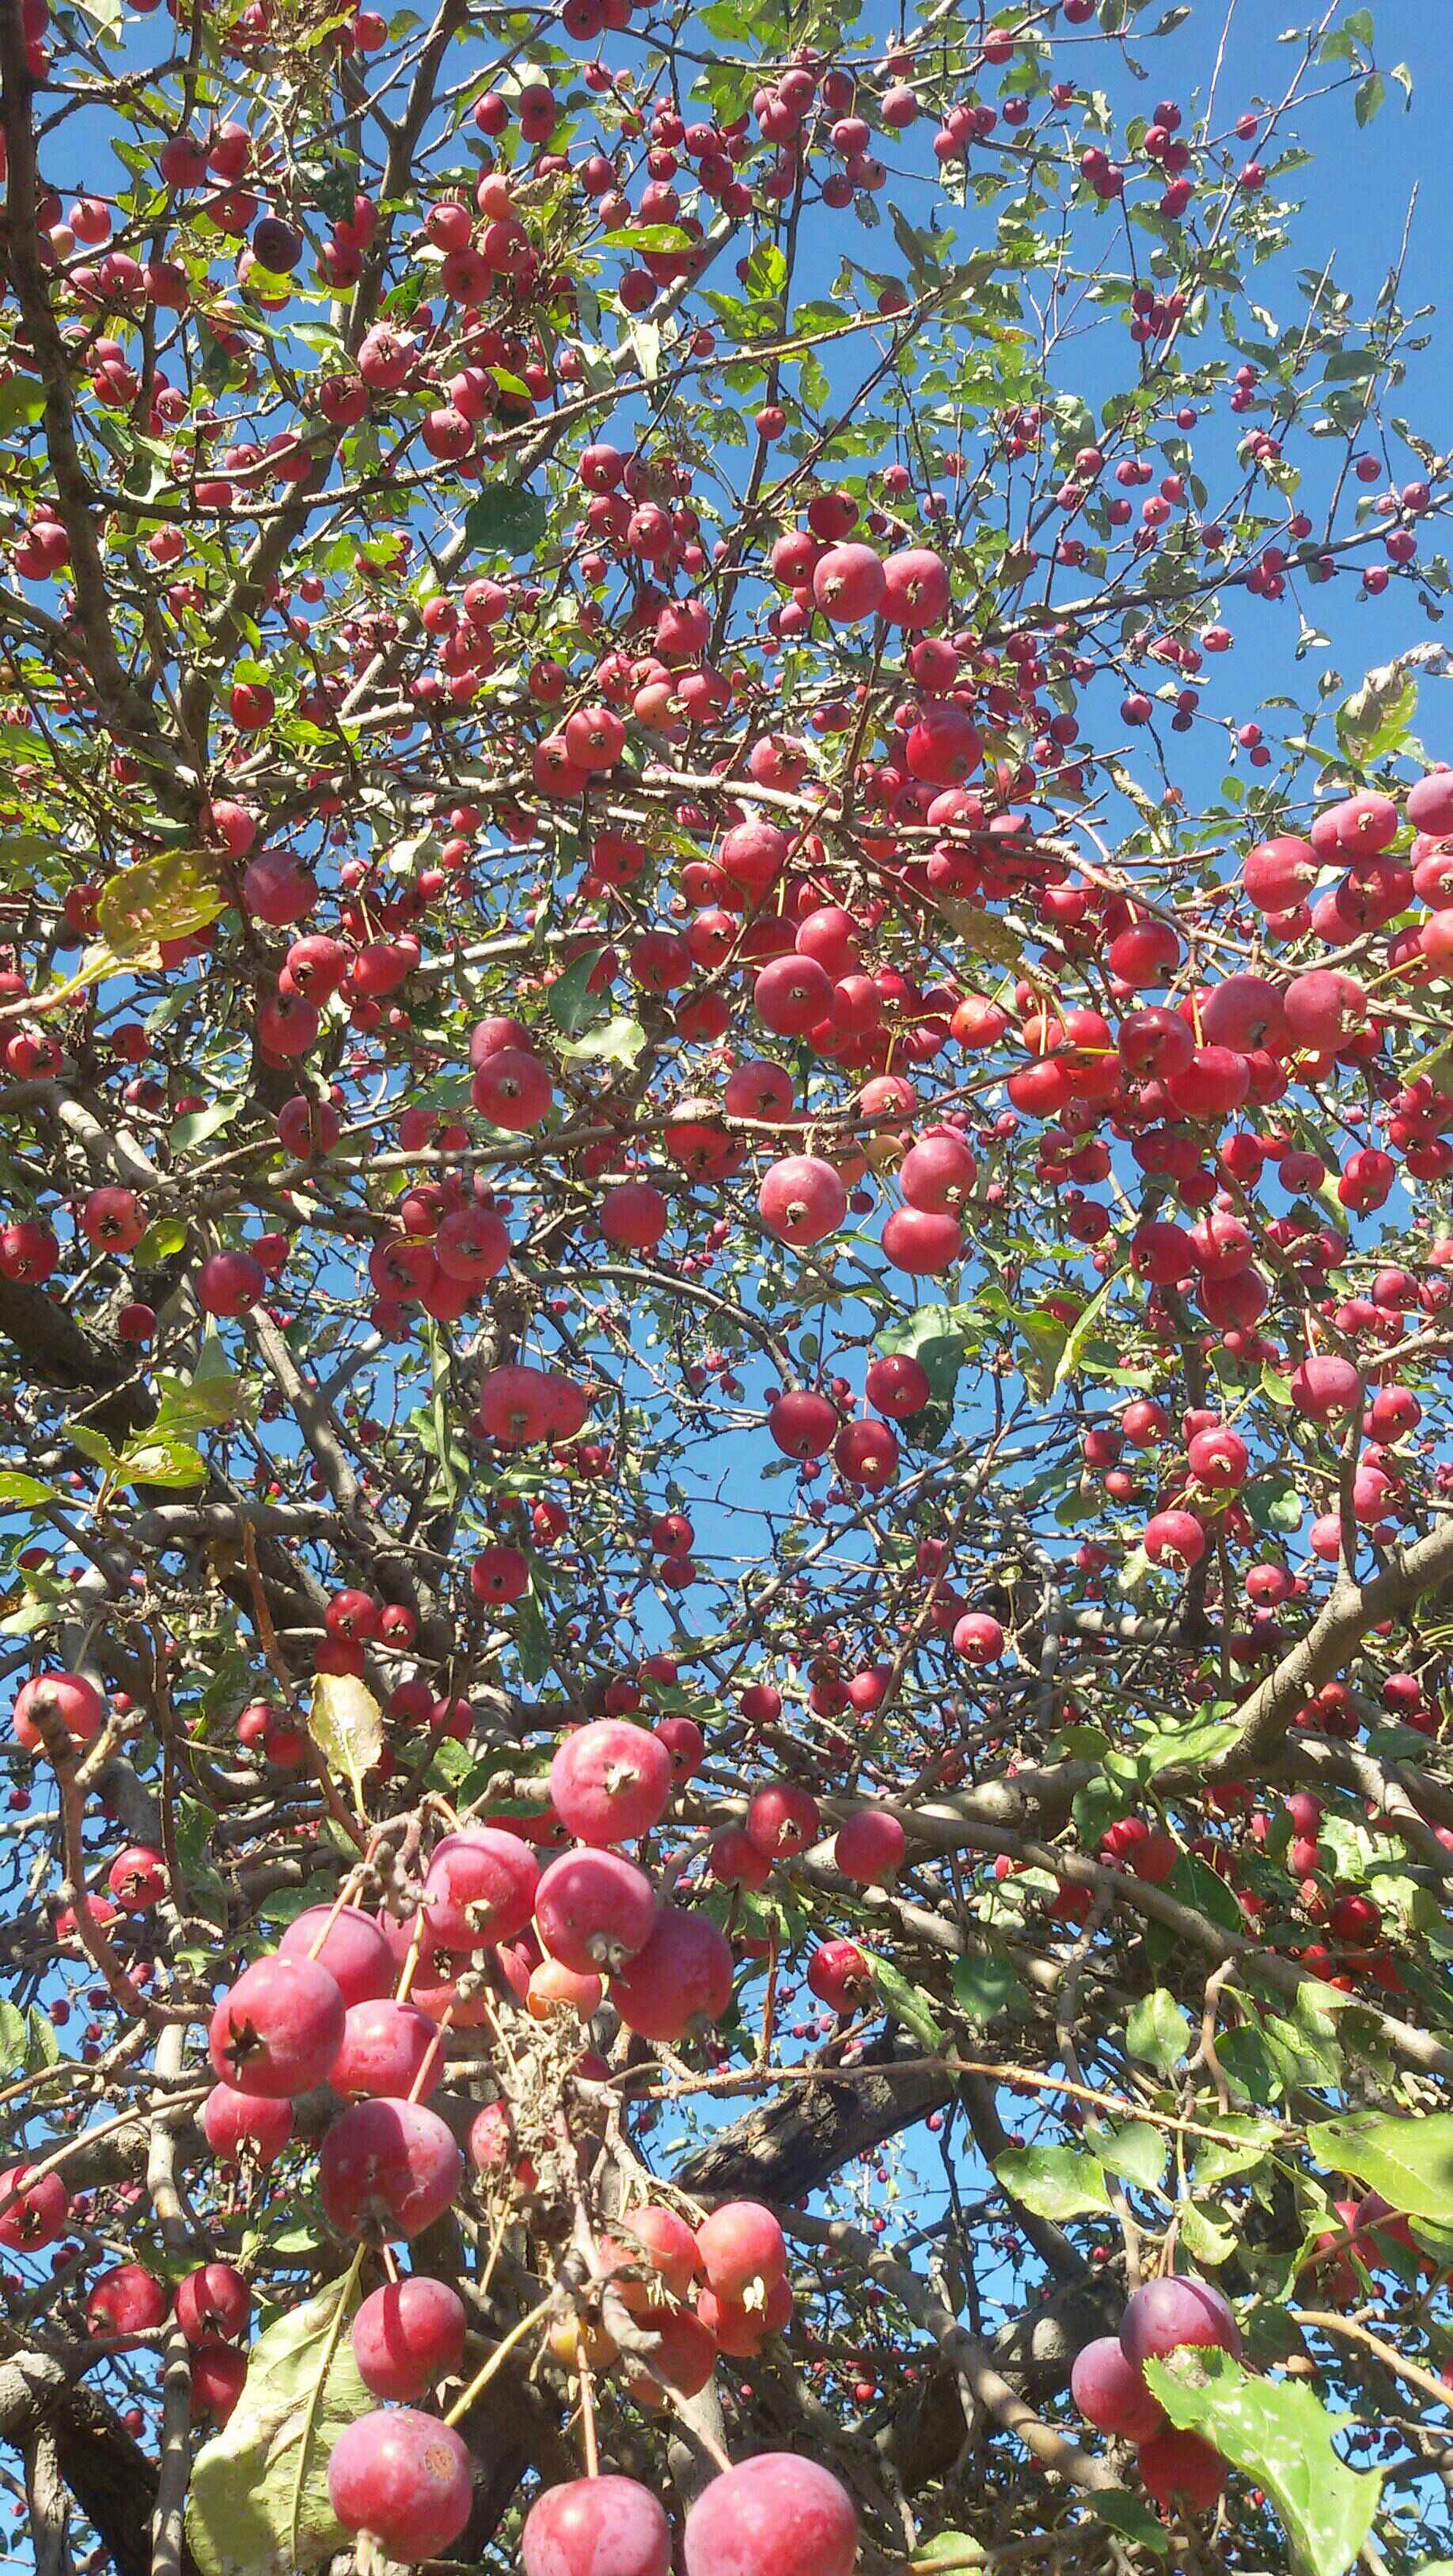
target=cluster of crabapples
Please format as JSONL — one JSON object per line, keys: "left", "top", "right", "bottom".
{"left": 2, "top": 1671, "right": 903, "bottom": 2564}
{"left": 1071, "top": 2275, "right": 1245, "bottom": 2510}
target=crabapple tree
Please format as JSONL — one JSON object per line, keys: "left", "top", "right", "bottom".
{"left": 2, "top": 3, "right": 1453, "bottom": 2576}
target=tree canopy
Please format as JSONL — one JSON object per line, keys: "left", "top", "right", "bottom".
{"left": 2, "top": 4, "right": 1453, "bottom": 2576}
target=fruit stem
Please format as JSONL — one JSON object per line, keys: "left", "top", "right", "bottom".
{"left": 443, "top": 2290, "right": 558, "bottom": 2426}
{"left": 394, "top": 1911, "right": 425, "bottom": 2004}
{"left": 408, "top": 2001, "right": 453, "bottom": 2104}
{"left": 577, "top": 2348, "right": 599, "bottom": 2479}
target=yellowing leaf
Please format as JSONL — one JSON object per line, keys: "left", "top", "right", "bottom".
{"left": 97, "top": 850, "right": 229, "bottom": 961}
{"left": 309, "top": 1670, "right": 383, "bottom": 1812}
{"left": 187, "top": 2281, "right": 367, "bottom": 2576}
{"left": 941, "top": 900, "right": 1023, "bottom": 967}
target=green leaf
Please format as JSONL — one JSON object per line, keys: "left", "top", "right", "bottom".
{"left": 0, "top": 1999, "right": 27, "bottom": 2071}
{"left": 950, "top": 1954, "right": 1026, "bottom": 2026}
{"left": 1087, "top": 2120, "right": 1167, "bottom": 2194}
{"left": 462, "top": 483, "right": 547, "bottom": 559}
{"left": 1091, "top": 2492, "right": 1170, "bottom": 2555}
{"left": 187, "top": 2281, "right": 371, "bottom": 2576}
{"left": 155, "top": 1351, "right": 242, "bottom": 1435}
{"left": 1192, "top": 2115, "right": 1279, "bottom": 2188}
{"left": 115, "top": 1435, "right": 206, "bottom": 1489}
{"left": 0, "top": 1473, "right": 59, "bottom": 1509}
{"left": 1136, "top": 1710, "right": 1242, "bottom": 1776}
{"left": 1052, "top": 1270, "right": 1123, "bottom": 1394}
{"left": 1126, "top": 1987, "right": 1191, "bottom": 2074}
{"left": 1177, "top": 2199, "right": 1237, "bottom": 2267}
{"left": 993, "top": 2145, "right": 1111, "bottom": 2221}
{"left": 877, "top": 1304, "right": 969, "bottom": 1407}
{"left": 1354, "top": 70, "right": 1385, "bottom": 125}
{"left": 600, "top": 226, "right": 694, "bottom": 254}
{"left": 170, "top": 1096, "right": 245, "bottom": 1153}
{"left": 556, "top": 1014, "right": 647, "bottom": 1067}
{"left": 1336, "top": 668, "right": 1417, "bottom": 764}
{"left": 867, "top": 1954, "right": 944, "bottom": 2050}
{"left": 1144, "top": 2349, "right": 1381, "bottom": 2576}
{"left": 26, "top": 2007, "right": 60, "bottom": 2070}
{"left": 1307, "top": 2111, "right": 1453, "bottom": 2223}
{"left": 1166, "top": 1850, "right": 1243, "bottom": 1937}
{"left": 65, "top": 1424, "right": 121, "bottom": 1476}
{"left": 0, "top": 381, "right": 47, "bottom": 437}
{"left": 308, "top": 1672, "right": 382, "bottom": 1812}
{"left": 545, "top": 948, "right": 609, "bottom": 1036}
{"left": 628, "top": 317, "right": 661, "bottom": 382}
{"left": 135, "top": 1217, "right": 189, "bottom": 1265}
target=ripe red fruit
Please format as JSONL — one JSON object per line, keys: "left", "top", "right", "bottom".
{"left": 882, "top": 1206, "right": 963, "bottom": 1275}
{"left": 197, "top": 1248, "right": 266, "bottom": 1316}
{"left": 422, "top": 1828, "right": 541, "bottom": 1949}
{"left": 812, "top": 542, "right": 886, "bottom": 622}
{"left": 755, "top": 954, "right": 833, "bottom": 1036}
{"left": 472, "top": 1048, "right": 554, "bottom": 1130}
{"left": 319, "top": 2097, "right": 463, "bottom": 2240}
{"left": 1329, "top": 1891, "right": 1382, "bottom": 1946}
{"left": 191, "top": 2345, "right": 248, "bottom": 2424}
{"left": 1144, "top": 1509, "right": 1205, "bottom": 1570}
{"left": 605, "top": 2205, "right": 703, "bottom": 2306}
{"left": 612, "top": 1906, "right": 734, "bottom": 2043}
{"left": 1120, "top": 2275, "right": 1242, "bottom": 2370}
{"left": 328, "top": 2409, "right": 473, "bottom": 2560}
{"left": 207, "top": 1956, "right": 347, "bottom": 2098}
{"left": 12, "top": 1670, "right": 105, "bottom": 1755}
{"left": 698, "top": 2274, "right": 793, "bottom": 2355}
{"left": 1186, "top": 1424, "right": 1248, "bottom": 1488}
{"left": 351, "top": 2277, "right": 467, "bottom": 2400}
{"left": 331, "top": 1998, "right": 442, "bottom": 2100}
{"left": 864, "top": 1353, "right": 931, "bottom": 1418}
{"left": 106, "top": 1843, "right": 166, "bottom": 1910}
{"left": 522, "top": 2476, "right": 671, "bottom": 2576}
{"left": 881, "top": 545, "right": 950, "bottom": 628}
{"left": 654, "top": 1716, "right": 704, "bottom": 1781}
{"left": 899, "top": 1132, "right": 977, "bottom": 1212}
{"left": 1290, "top": 1355, "right": 1361, "bottom": 1421}
{"left": 683, "top": 2456, "right": 857, "bottom": 2576}
{"left": 535, "top": 1847, "right": 658, "bottom": 1974}
{"left": 1137, "top": 2429, "right": 1227, "bottom": 2511}
{"left": 278, "top": 1906, "right": 394, "bottom": 2007}
{"left": 833, "top": 1808, "right": 906, "bottom": 1883}
{"left": 1071, "top": 2335, "right": 1165, "bottom": 2441}
{"left": 86, "top": 2264, "right": 169, "bottom": 2343}
{"left": 745, "top": 1782, "right": 820, "bottom": 1860}
{"left": 623, "top": 2305, "right": 719, "bottom": 2405}
{"left": 807, "top": 1939, "right": 872, "bottom": 2012}
{"left": 951, "top": 1611, "right": 1004, "bottom": 1666}
{"left": 696, "top": 2201, "right": 787, "bottom": 2301}
{"left": 758, "top": 1155, "right": 847, "bottom": 1247}
{"left": 201, "top": 2084, "right": 294, "bottom": 2167}
{"left": 549, "top": 1719, "right": 673, "bottom": 1845}
{"left": 176, "top": 2263, "right": 251, "bottom": 2346}
{"left": 0, "top": 2164, "right": 68, "bottom": 2249}
{"left": 80, "top": 1186, "right": 146, "bottom": 1252}
{"left": 768, "top": 1389, "right": 839, "bottom": 1458}
{"left": 600, "top": 1182, "right": 669, "bottom": 1250}
{"left": 1244, "top": 834, "right": 1317, "bottom": 912}
{"left": 712, "top": 1827, "right": 772, "bottom": 1891}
